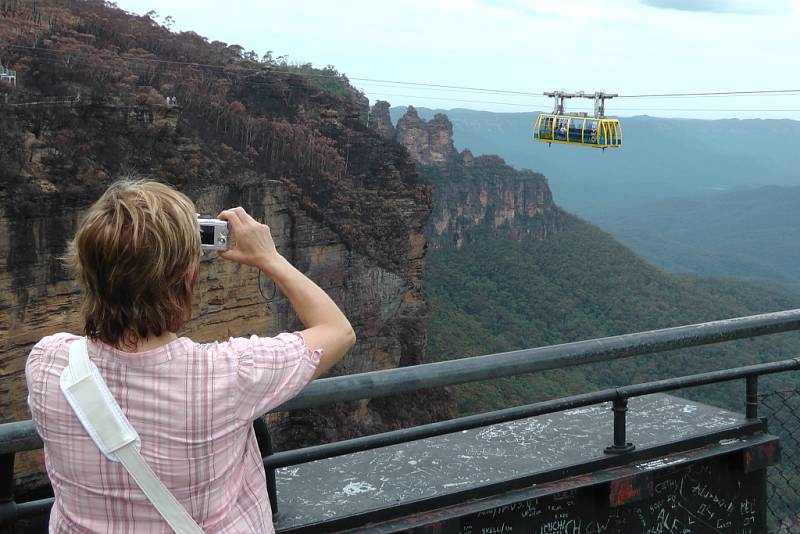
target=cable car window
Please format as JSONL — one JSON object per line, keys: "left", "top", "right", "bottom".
{"left": 584, "top": 119, "right": 598, "bottom": 144}
{"left": 556, "top": 118, "right": 569, "bottom": 140}
{"left": 538, "top": 115, "right": 554, "bottom": 140}
{"left": 568, "top": 118, "right": 584, "bottom": 142}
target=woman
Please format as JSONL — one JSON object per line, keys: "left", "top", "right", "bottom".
{"left": 26, "top": 180, "right": 356, "bottom": 533}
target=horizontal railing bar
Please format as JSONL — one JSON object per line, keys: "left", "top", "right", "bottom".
{"left": 622, "top": 358, "right": 800, "bottom": 398}
{"left": 0, "top": 421, "right": 43, "bottom": 455}
{"left": 17, "top": 497, "right": 53, "bottom": 519}
{"left": 267, "top": 391, "right": 612, "bottom": 468}
{"left": 0, "top": 497, "right": 56, "bottom": 529}
{"left": 4, "top": 309, "right": 800, "bottom": 452}
{"left": 265, "top": 357, "right": 800, "bottom": 468}
{"left": 276, "top": 309, "right": 800, "bottom": 412}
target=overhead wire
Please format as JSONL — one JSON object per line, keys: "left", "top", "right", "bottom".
{"left": 2, "top": 41, "right": 799, "bottom": 114}
{"left": 347, "top": 81, "right": 549, "bottom": 98}
{"left": 366, "top": 93, "right": 549, "bottom": 109}
{"left": 369, "top": 93, "right": 800, "bottom": 113}
{"left": 4, "top": 42, "right": 799, "bottom": 99}
{"left": 347, "top": 77, "right": 543, "bottom": 97}
{"left": 619, "top": 89, "right": 800, "bottom": 99}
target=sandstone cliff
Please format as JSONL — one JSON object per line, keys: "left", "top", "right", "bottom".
{"left": 0, "top": 1, "right": 454, "bottom": 488}
{"left": 368, "top": 100, "right": 396, "bottom": 141}
{"left": 425, "top": 156, "right": 561, "bottom": 249}
{"left": 372, "top": 102, "right": 563, "bottom": 250}
{"left": 394, "top": 105, "right": 456, "bottom": 166}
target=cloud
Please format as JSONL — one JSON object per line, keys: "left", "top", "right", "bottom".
{"left": 640, "top": 0, "right": 794, "bottom": 13}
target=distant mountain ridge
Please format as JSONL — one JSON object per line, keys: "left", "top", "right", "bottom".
{"left": 390, "top": 107, "right": 800, "bottom": 216}
{"left": 590, "top": 184, "right": 800, "bottom": 287}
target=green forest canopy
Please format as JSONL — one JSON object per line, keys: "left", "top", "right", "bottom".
{"left": 424, "top": 212, "right": 800, "bottom": 415}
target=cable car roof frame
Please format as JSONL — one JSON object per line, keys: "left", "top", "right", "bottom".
{"left": 543, "top": 91, "right": 618, "bottom": 118}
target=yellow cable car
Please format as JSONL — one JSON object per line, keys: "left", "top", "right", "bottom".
{"left": 533, "top": 91, "right": 622, "bottom": 149}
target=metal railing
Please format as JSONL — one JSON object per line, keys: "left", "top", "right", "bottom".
{"left": 3, "top": 309, "right": 800, "bottom": 529}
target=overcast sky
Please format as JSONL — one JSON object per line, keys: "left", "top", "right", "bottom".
{"left": 114, "top": 0, "right": 800, "bottom": 119}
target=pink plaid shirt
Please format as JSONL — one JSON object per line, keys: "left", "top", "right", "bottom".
{"left": 26, "top": 332, "right": 321, "bottom": 533}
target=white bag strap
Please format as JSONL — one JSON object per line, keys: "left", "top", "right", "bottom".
{"left": 60, "top": 337, "right": 204, "bottom": 534}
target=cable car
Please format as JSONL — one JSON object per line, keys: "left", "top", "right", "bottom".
{"left": 534, "top": 91, "right": 622, "bottom": 149}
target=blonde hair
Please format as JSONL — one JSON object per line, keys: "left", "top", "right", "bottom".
{"left": 67, "top": 179, "right": 200, "bottom": 349}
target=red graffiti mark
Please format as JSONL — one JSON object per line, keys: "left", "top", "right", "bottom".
{"left": 609, "top": 480, "right": 640, "bottom": 507}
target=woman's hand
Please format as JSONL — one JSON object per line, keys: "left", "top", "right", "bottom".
{"left": 216, "top": 207, "right": 280, "bottom": 269}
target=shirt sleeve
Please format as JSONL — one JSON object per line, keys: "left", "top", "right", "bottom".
{"left": 229, "top": 332, "right": 322, "bottom": 421}
{"left": 25, "top": 333, "right": 76, "bottom": 418}
{"left": 25, "top": 339, "right": 46, "bottom": 417}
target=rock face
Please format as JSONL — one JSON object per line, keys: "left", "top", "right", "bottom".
{"left": 369, "top": 100, "right": 395, "bottom": 140}
{"left": 377, "top": 106, "right": 563, "bottom": 250}
{"left": 461, "top": 149, "right": 475, "bottom": 167}
{"left": 394, "top": 106, "right": 456, "bottom": 166}
{"left": 426, "top": 156, "right": 561, "bottom": 250}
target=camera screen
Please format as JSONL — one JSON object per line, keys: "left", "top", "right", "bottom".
{"left": 199, "top": 225, "right": 215, "bottom": 245}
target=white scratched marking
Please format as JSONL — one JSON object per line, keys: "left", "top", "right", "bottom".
{"left": 636, "top": 457, "right": 687, "bottom": 470}
{"left": 443, "top": 481, "right": 472, "bottom": 488}
{"left": 342, "top": 481, "right": 376, "bottom": 496}
{"left": 563, "top": 406, "right": 606, "bottom": 416}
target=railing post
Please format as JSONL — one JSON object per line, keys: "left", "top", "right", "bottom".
{"left": 0, "top": 453, "right": 18, "bottom": 528}
{"left": 605, "top": 392, "right": 635, "bottom": 454}
{"left": 746, "top": 375, "right": 759, "bottom": 419}
{"left": 253, "top": 418, "right": 278, "bottom": 516}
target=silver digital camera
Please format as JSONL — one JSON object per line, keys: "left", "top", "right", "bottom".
{"left": 198, "top": 218, "right": 230, "bottom": 251}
